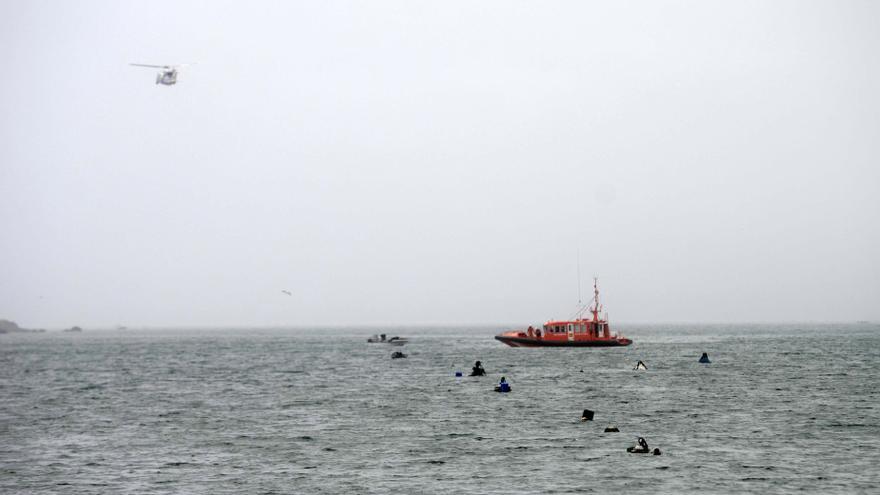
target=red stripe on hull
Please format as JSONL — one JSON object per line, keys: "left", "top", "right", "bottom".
{"left": 494, "top": 336, "right": 632, "bottom": 347}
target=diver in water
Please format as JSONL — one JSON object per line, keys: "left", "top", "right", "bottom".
{"left": 470, "top": 361, "right": 486, "bottom": 376}
{"left": 699, "top": 352, "right": 711, "bottom": 364}
{"left": 627, "top": 437, "right": 650, "bottom": 453}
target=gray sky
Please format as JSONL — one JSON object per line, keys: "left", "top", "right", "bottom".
{"left": 1, "top": 1, "right": 878, "bottom": 328}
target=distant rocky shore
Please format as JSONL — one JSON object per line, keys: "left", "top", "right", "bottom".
{"left": 0, "top": 319, "right": 46, "bottom": 333}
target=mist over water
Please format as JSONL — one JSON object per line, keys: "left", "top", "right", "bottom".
{"left": 2, "top": 1, "right": 879, "bottom": 328}
{"left": 2, "top": 2, "right": 879, "bottom": 493}
{"left": 2, "top": 324, "right": 878, "bottom": 494}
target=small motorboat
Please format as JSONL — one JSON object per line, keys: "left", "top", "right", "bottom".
{"left": 367, "top": 333, "right": 408, "bottom": 345}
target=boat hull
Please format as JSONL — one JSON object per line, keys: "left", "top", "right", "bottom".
{"left": 494, "top": 335, "right": 632, "bottom": 347}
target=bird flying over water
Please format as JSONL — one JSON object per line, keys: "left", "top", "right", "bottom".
{"left": 281, "top": 290, "right": 292, "bottom": 296}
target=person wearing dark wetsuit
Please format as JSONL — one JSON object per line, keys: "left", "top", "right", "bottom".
{"left": 627, "top": 437, "right": 650, "bottom": 453}
{"left": 470, "top": 361, "right": 486, "bottom": 376}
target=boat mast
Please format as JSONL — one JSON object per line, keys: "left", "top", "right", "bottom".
{"left": 577, "top": 249, "right": 582, "bottom": 305}
{"left": 592, "top": 277, "right": 600, "bottom": 323}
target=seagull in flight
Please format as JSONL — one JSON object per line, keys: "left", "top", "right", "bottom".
{"left": 281, "top": 290, "right": 292, "bottom": 296}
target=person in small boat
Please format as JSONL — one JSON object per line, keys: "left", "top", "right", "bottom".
{"left": 634, "top": 360, "right": 647, "bottom": 370}
{"left": 470, "top": 361, "right": 486, "bottom": 376}
{"left": 527, "top": 326, "right": 534, "bottom": 337}
{"left": 535, "top": 328, "right": 542, "bottom": 338}
{"left": 699, "top": 352, "right": 711, "bottom": 363}
{"left": 494, "top": 376, "right": 511, "bottom": 392}
{"left": 627, "top": 437, "right": 650, "bottom": 453}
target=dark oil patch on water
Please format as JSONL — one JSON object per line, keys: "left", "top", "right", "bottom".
{"left": 1, "top": 324, "right": 879, "bottom": 494}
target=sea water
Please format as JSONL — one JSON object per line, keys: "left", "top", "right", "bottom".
{"left": 1, "top": 324, "right": 878, "bottom": 494}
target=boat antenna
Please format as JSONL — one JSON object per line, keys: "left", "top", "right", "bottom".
{"left": 592, "top": 276, "right": 600, "bottom": 322}
{"left": 577, "top": 249, "right": 582, "bottom": 305}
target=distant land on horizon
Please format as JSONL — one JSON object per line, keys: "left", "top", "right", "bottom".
{"left": 0, "top": 319, "right": 45, "bottom": 333}
{"left": 1, "top": 319, "right": 875, "bottom": 333}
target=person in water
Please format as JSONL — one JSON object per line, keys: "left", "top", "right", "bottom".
{"left": 627, "top": 437, "right": 650, "bottom": 453}
{"left": 699, "top": 352, "right": 711, "bottom": 363}
{"left": 470, "top": 361, "right": 486, "bottom": 376}
{"left": 495, "top": 376, "right": 511, "bottom": 392}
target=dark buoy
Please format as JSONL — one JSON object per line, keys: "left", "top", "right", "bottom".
{"left": 653, "top": 448, "right": 662, "bottom": 455}
{"left": 634, "top": 360, "right": 647, "bottom": 371}
{"left": 455, "top": 371, "right": 463, "bottom": 377}
{"left": 494, "top": 376, "right": 511, "bottom": 392}
{"left": 604, "top": 426, "right": 619, "bottom": 432}
{"left": 391, "top": 351, "right": 406, "bottom": 359}
{"left": 470, "top": 361, "right": 486, "bottom": 376}
{"left": 627, "top": 437, "right": 651, "bottom": 454}
{"left": 580, "top": 409, "right": 595, "bottom": 422}
{"left": 699, "top": 352, "right": 711, "bottom": 364}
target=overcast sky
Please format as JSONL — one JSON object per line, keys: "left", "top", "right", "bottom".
{"left": 1, "top": 1, "right": 878, "bottom": 328}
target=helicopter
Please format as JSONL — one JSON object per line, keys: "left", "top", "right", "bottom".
{"left": 129, "top": 63, "right": 191, "bottom": 85}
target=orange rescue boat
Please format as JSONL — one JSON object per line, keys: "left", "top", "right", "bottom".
{"left": 495, "top": 278, "right": 632, "bottom": 347}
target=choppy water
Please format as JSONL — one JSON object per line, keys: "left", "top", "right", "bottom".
{"left": 1, "top": 324, "right": 879, "bottom": 494}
